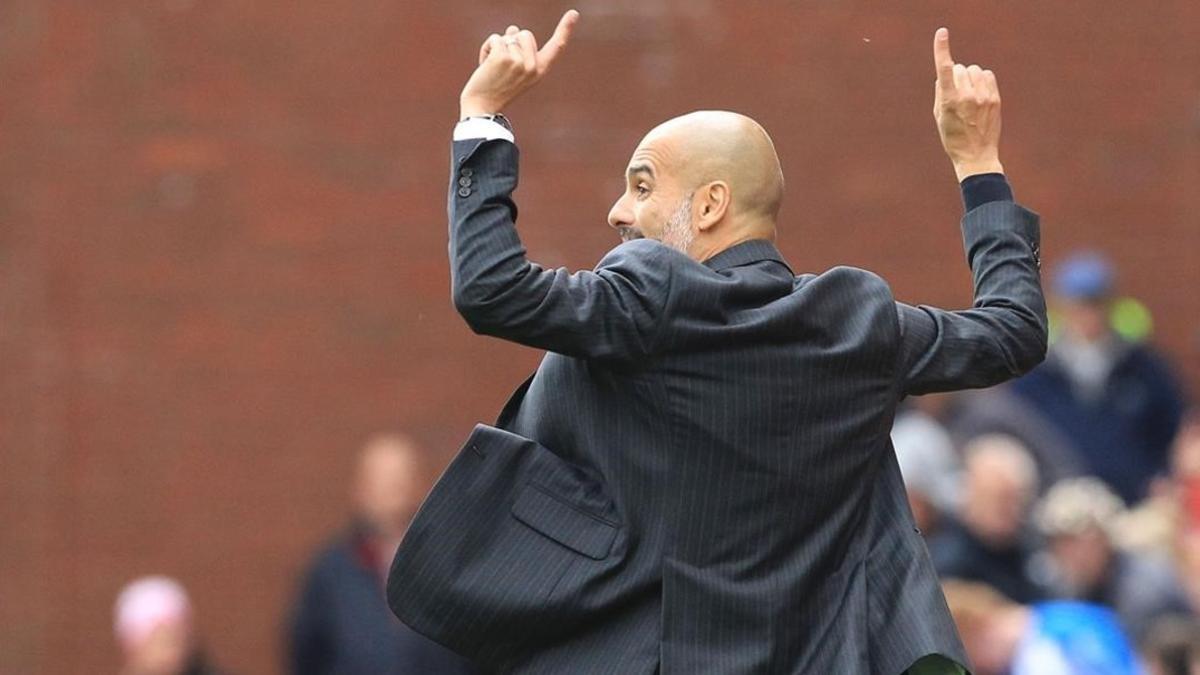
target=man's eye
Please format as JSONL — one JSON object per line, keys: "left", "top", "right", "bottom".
{"left": 635, "top": 184, "right": 650, "bottom": 197}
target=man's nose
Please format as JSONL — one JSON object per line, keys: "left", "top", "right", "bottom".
{"left": 608, "top": 195, "right": 633, "bottom": 229}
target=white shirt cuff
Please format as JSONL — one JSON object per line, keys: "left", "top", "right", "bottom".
{"left": 453, "top": 118, "right": 515, "bottom": 143}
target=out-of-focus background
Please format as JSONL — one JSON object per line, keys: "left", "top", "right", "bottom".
{"left": 1, "top": 1, "right": 1197, "bottom": 674}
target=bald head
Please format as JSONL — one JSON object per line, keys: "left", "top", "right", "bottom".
{"left": 643, "top": 111, "right": 784, "bottom": 222}
{"left": 608, "top": 111, "right": 784, "bottom": 261}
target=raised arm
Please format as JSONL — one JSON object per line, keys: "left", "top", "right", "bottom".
{"left": 449, "top": 136, "right": 677, "bottom": 362}
{"left": 896, "top": 28, "right": 1047, "bottom": 395}
{"left": 447, "top": 11, "right": 679, "bottom": 363}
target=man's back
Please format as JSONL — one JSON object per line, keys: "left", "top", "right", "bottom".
{"left": 390, "top": 135, "right": 1042, "bottom": 671}
{"left": 390, "top": 19, "right": 1044, "bottom": 675}
{"left": 500, "top": 249, "right": 901, "bottom": 671}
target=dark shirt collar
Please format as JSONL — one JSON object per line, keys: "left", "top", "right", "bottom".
{"left": 702, "top": 239, "right": 793, "bottom": 274}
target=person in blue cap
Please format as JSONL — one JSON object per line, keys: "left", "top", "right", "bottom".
{"left": 1010, "top": 251, "right": 1186, "bottom": 504}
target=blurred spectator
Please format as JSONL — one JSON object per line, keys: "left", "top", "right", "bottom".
{"left": 1117, "top": 415, "right": 1200, "bottom": 557}
{"left": 1176, "top": 417, "right": 1200, "bottom": 531}
{"left": 1011, "top": 251, "right": 1186, "bottom": 504}
{"left": 942, "top": 579, "right": 1141, "bottom": 675}
{"left": 114, "top": 576, "right": 226, "bottom": 675}
{"left": 943, "top": 386, "right": 1087, "bottom": 490}
{"left": 1176, "top": 530, "right": 1200, "bottom": 620}
{"left": 1036, "top": 478, "right": 1189, "bottom": 639}
{"left": 1141, "top": 615, "right": 1200, "bottom": 675}
{"left": 892, "top": 405, "right": 961, "bottom": 538}
{"left": 288, "top": 434, "right": 478, "bottom": 675}
{"left": 929, "top": 435, "right": 1049, "bottom": 603}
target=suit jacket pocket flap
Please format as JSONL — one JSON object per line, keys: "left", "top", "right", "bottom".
{"left": 512, "top": 483, "right": 618, "bottom": 560}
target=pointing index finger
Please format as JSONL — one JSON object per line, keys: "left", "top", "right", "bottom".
{"left": 934, "top": 27, "right": 955, "bottom": 93}
{"left": 537, "top": 9, "right": 580, "bottom": 71}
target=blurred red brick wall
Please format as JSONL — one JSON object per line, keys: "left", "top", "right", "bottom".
{"left": 1, "top": 1, "right": 1197, "bottom": 673}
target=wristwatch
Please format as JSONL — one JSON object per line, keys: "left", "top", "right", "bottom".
{"left": 460, "top": 113, "right": 513, "bottom": 132}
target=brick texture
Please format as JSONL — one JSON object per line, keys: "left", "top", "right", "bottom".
{"left": 1, "top": 2, "right": 1197, "bottom": 673}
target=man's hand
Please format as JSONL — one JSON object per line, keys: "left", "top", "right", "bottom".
{"left": 933, "top": 28, "right": 1004, "bottom": 181}
{"left": 460, "top": 10, "right": 580, "bottom": 119}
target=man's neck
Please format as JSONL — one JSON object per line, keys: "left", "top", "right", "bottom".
{"left": 693, "top": 224, "right": 776, "bottom": 263}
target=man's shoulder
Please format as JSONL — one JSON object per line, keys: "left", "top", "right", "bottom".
{"left": 594, "top": 244, "right": 896, "bottom": 288}
{"left": 805, "top": 265, "right": 892, "bottom": 291}
{"left": 594, "top": 239, "right": 694, "bottom": 271}
{"left": 591, "top": 240, "right": 701, "bottom": 303}
{"left": 793, "top": 265, "right": 897, "bottom": 320}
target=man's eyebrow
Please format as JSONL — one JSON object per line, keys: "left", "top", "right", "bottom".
{"left": 625, "top": 163, "right": 654, "bottom": 181}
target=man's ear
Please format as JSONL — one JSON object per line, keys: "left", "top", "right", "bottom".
{"left": 695, "top": 181, "right": 730, "bottom": 232}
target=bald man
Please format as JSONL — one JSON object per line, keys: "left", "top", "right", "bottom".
{"left": 389, "top": 12, "right": 1045, "bottom": 675}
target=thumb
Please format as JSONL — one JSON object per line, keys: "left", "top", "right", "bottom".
{"left": 933, "top": 27, "right": 955, "bottom": 94}
{"left": 537, "top": 9, "right": 580, "bottom": 72}
{"left": 479, "top": 33, "right": 501, "bottom": 65}
{"left": 484, "top": 33, "right": 506, "bottom": 63}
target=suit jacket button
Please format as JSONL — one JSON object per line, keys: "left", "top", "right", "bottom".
{"left": 458, "top": 176, "right": 472, "bottom": 187}
{"left": 461, "top": 168, "right": 474, "bottom": 177}
{"left": 458, "top": 186, "right": 471, "bottom": 197}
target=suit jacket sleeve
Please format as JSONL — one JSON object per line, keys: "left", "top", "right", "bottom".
{"left": 447, "top": 138, "right": 677, "bottom": 362}
{"left": 895, "top": 200, "right": 1048, "bottom": 395}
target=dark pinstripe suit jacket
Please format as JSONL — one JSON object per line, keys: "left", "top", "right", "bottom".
{"left": 388, "top": 138, "right": 1046, "bottom": 674}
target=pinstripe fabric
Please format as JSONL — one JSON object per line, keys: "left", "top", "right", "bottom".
{"left": 387, "top": 139, "right": 1046, "bottom": 674}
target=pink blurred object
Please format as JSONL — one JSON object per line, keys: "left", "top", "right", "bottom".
{"left": 113, "top": 576, "right": 192, "bottom": 650}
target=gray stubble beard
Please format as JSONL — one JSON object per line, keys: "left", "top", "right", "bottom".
{"left": 660, "top": 195, "right": 695, "bottom": 255}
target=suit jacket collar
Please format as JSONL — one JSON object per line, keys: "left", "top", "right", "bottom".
{"left": 702, "top": 239, "right": 793, "bottom": 275}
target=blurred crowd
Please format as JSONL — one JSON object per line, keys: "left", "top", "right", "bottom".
{"left": 112, "top": 250, "right": 1194, "bottom": 675}
{"left": 896, "top": 251, "right": 1195, "bottom": 674}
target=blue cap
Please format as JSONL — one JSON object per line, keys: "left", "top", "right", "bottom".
{"left": 1053, "top": 251, "right": 1114, "bottom": 300}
